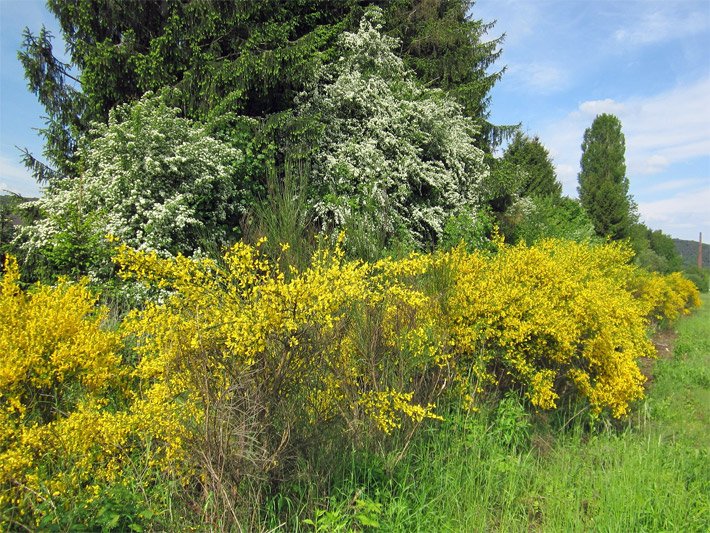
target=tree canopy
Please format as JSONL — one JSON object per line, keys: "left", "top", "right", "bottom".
{"left": 19, "top": 0, "right": 505, "bottom": 182}
{"left": 502, "top": 132, "right": 562, "bottom": 198}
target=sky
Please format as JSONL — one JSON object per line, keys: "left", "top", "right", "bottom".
{"left": 476, "top": 0, "right": 710, "bottom": 241}
{"left": 0, "top": 0, "right": 709, "bottom": 240}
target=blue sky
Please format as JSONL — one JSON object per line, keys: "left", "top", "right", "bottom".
{"left": 1, "top": 0, "right": 709, "bottom": 240}
{"left": 476, "top": 0, "right": 710, "bottom": 241}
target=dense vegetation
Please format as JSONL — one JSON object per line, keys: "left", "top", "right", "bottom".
{"left": 1, "top": 1, "right": 707, "bottom": 530}
{"left": 0, "top": 239, "right": 701, "bottom": 530}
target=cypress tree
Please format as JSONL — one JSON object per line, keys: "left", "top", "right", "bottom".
{"left": 578, "top": 113, "right": 632, "bottom": 240}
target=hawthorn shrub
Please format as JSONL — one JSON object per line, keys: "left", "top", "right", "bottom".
{"left": 298, "top": 9, "right": 487, "bottom": 248}
{"left": 17, "top": 92, "right": 242, "bottom": 281}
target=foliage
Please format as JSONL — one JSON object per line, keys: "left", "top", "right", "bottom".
{"left": 293, "top": 296, "right": 709, "bottom": 532}
{"left": 578, "top": 114, "right": 633, "bottom": 240}
{"left": 383, "top": 0, "right": 508, "bottom": 148}
{"left": 0, "top": 195, "right": 24, "bottom": 263}
{"left": 1, "top": 232, "right": 701, "bottom": 529}
{"left": 0, "top": 256, "right": 127, "bottom": 528}
{"left": 629, "top": 222, "right": 685, "bottom": 274}
{"left": 17, "top": 27, "right": 85, "bottom": 180}
{"left": 17, "top": 93, "right": 242, "bottom": 279}
{"left": 18, "top": 1, "right": 343, "bottom": 178}
{"left": 20, "top": 1, "right": 506, "bottom": 184}
{"left": 299, "top": 10, "right": 488, "bottom": 247}
{"left": 501, "top": 132, "right": 562, "bottom": 198}
{"left": 113, "top": 236, "right": 448, "bottom": 527}
{"left": 448, "top": 239, "right": 658, "bottom": 417}
{"left": 243, "top": 157, "right": 316, "bottom": 272}
{"left": 508, "top": 195, "right": 597, "bottom": 245}
{"left": 479, "top": 157, "right": 527, "bottom": 213}
{"left": 632, "top": 270, "right": 701, "bottom": 325}
{"left": 682, "top": 266, "right": 709, "bottom": 293}
{"left": 647, "top": 228, "right": 684, "bottom": 270}
{"left": 440, "top": 208, "right": 497, "bottom": 253}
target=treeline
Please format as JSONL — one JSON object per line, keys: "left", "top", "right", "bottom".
{"left": 1, "top": 1, "right": 703, "bottom": 291}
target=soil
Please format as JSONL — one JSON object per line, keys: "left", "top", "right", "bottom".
{"left": 639, "top": 327, "right": 678, "bottom": 389}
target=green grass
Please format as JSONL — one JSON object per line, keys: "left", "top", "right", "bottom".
{"left": 281, "top": 295, "right": 710, "bottom": 532}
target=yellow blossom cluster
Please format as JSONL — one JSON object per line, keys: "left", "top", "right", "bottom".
{"left": 444, "top": 239, "right": 699, "bottom": 417}
{"left": 632, "top": 270, "right": 701, "bottom": 324}
{"left": 0, "top": 236, "right": 700, "bottom": 528}
{"left": 114, "top": 238, "right": 449, "bottom": 447}
{"left": 0, "top": 256, "right": 189, "bottom": 527}
{"left": 0, "top": 256, "right": 130, "bottom": 524}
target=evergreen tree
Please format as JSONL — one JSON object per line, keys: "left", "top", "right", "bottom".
{"left": 577, "top": 113, "right": 632, "bottom": 240}
{"left": 384, "top": 0, "right": 509, "bottom": 148}
{"left": 502, "top": 132, "right": 562, "bottom": 198}
{"left": 18, "top": 0, "right": 505, "bottom": 182}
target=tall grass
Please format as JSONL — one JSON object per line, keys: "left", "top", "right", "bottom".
{"left": 245, "top": 157, "right": 315, "bottom": 272}
{"left": 277, "top": 294, "right": 710, "bottom": 531}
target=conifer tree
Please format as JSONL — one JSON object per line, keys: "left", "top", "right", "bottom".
{"left": 502, "top": 132, "right": 562, "bottom": 198}
{"left": 578, "top": 114, "right": 632, "bottom": 240}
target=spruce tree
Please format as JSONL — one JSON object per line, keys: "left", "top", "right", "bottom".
{"left": 502, "top": 132, "right": 562, "bottom": 198}
{"left": 577, "top": 114, "right": 632, "bottom": 240}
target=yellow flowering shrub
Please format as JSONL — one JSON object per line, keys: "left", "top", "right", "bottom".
{"left": 1, "top": 254, "right": 198, "bottom": 529}
{"left": 0, "top": 256, "right": 130, "bottom": 526}
{"left": 445, "top": 240, "right": 654, "bottom": 417}
{"left": 113, "top": 236, "right": 450, "bottom": 514}
{"left": 633, "top": 270, "right": 701, "bottom": 324}
{"left": 1, "top": 235, "right": 700, "bottom": 528}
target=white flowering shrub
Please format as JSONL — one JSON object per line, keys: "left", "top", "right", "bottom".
{"left": 19, "top": 93, "right": 242, "bottom": 277}
{"left": 298, "top": 8, "right": 488, "bottom": 247}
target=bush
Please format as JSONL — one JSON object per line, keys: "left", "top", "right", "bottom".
{"left": 632, "top": 270, "right": 702, "bottom": 325}
{"left": 447, "top": 240, "right": 654, "bottom": 417}
{"left": 298, "top": 8, "right": 488, "bottom": 247}
{"left": 17, "top": 92, "right": 242, "bottom": 280}
{"left": 506, "top": 195, "right": 597, "bottom": 245}
{"left": 682, "top": 266, "right": 709, "bottom": 292}
{"left": 2, "top": 237, "right": 700, "bottom": 529}
{"left": 440, "top": 208, "right": 497, "bottom": 253}
{"left": 0, "top": 256, "right": 193, "bottom": 530}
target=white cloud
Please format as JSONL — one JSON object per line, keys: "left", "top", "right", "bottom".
{"left": 540, "top": 76, "right": 710, "bottom": 196}
{"left": 637, "top": 186, "right": 710, "bottom": 240}
{"left": 507, "top": 62, "right": 570, "bottom": 94}
{"left": 614, "top": 7, "right": 709, "bottom": 46}
{"left": 646, "top": 178, "right": 707, "bottom": 193}
{"left": 578, "top": 98, "right": 626, "bottom": 116}
{"left": 641, "top": 154, "right": 669, "bottom": 174}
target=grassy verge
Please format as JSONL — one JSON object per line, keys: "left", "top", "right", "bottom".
{"left": 285, "top": 295, "right": 710, "bottom": 532}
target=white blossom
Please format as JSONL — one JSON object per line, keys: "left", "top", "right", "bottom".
{"left": 18, "top": 93, "right": 242, "bottom": 271}
{"left": 298, "top": 8, "right": 489, "bottom": 246}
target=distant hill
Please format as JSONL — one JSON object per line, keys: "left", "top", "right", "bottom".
{"left": 673, "top": 238, "right": 710, "bottom": 268}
